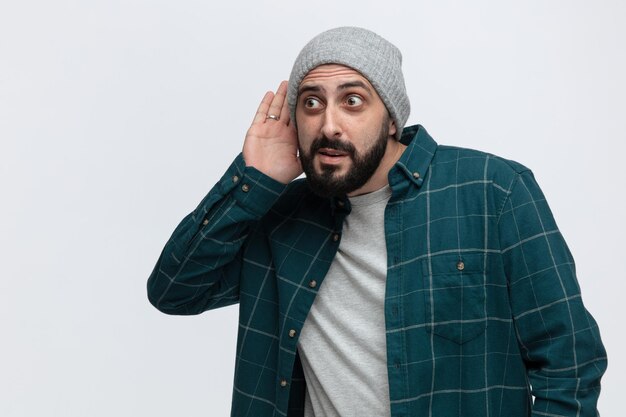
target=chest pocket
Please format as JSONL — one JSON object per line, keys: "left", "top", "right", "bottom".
{"left": 422, "top": 253, "right": 487, "bottom": 344}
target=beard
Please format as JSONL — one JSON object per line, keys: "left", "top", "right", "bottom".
{"left": 299, "top": 121, "right": 389, "bottom": 198}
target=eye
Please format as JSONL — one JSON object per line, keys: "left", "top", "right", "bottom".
{"left": 346, "top": 95, "right": 363, "bottom": 107}
{"left": 304, "top": 97, "right": 322, "bottom": 109}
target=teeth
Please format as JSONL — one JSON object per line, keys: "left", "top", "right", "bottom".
{"left": 320, "top": 149, "right": 345, "bottom": 156}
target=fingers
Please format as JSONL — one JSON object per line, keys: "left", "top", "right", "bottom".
{"left": 252, "top": 81, "right": 289, "bottom": 125}
{"left": 266, "top": 81, "right": 288, "bottom": 122}
{"left": 279, "top": 83, "right": 291, "bottom": 125}
{"left": 252, "top": 91, "right": 274, "bottom": 124}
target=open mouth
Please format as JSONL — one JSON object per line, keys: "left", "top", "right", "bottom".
{"left": 317, "top": 148, "right": 350, "bottom": 164}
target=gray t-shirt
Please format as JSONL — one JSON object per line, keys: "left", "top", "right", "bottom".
{"left": 298, "top": 185, "right": 392, "bottom": 417}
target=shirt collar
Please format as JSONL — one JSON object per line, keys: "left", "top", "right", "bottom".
{"left": 389, "top": 124, "right": 438, "bottom": 189}
{"left": 330, "top": 124, "right": 438, "bottom": 210}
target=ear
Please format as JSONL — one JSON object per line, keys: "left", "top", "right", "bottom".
{"left": 388, "top": 118, "right": 397, "bottom": 138}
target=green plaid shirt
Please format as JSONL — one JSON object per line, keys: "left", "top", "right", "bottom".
{"left": 148, "top": 125, "right": 606, "bottom": 417}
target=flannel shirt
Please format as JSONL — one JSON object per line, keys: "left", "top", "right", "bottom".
{"left": 147, "top": 124, "right": 606, "bottom": 417}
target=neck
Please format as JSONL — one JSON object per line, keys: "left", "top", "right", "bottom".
{"left": 347, "top": 138, "right": 406, "bottom": 197}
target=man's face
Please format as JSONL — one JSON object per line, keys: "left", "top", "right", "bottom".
{"left": 295, "top": 64, "right": 396, "bottom": 198}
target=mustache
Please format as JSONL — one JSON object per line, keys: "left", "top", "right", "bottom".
{"left": 309, "top": 136, "right": 356, "bottom": 155}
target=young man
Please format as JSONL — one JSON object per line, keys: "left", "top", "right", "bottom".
{"left": 148, "top": 27, "right": 606, "bottom": 417}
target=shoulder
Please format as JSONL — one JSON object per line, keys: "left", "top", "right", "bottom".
{"left": 434, "top": 144, "right": 530, "bottom": 173}
{"left": 431, "top": 144, "right": 531, "bottom": 190}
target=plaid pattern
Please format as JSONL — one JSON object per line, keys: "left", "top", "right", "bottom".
{"left": 148, "top": 125, "right": 606, "bottom": 417}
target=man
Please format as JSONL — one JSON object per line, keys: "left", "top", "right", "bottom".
{"left": 148, "top": 27, "right": 606, "bottom": 416}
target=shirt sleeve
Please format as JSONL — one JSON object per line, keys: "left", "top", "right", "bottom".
{"left": 497, "top": 169, "right": 607, "bottom": 416}
{"left": 147, "top": 153, "right": 287, "bottom": 315}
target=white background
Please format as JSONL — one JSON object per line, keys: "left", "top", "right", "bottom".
{"left": 1, "top": 1, "right": 624, "bottom": 416}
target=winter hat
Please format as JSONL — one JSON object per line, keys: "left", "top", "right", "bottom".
{"left": 287, "top": 26, "right": 410, "bottom": 140}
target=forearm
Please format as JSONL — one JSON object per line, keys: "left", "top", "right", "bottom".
{"left": 147, "top": 153, "right": 287, "bottom": 315}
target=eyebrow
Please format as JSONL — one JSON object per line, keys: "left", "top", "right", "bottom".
{"left": 297, "top": 80, "right": 373, "bottom": 97}
{"left": 298, "top": 85, "right": 323, "bottom": 96}
{"left": 337, "top": 81, "right": 373, "bottom": 95}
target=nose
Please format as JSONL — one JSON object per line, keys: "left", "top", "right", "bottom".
{"left": 320, "top": 107, "right": 342, "bottom": 139}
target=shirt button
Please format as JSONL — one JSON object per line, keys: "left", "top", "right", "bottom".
{"left": 232, "top": 175, "right": 239, "bottom": 183}
{"left": 241, "top": 184, "right": 250, "bottom": 192}
{"left": 413, "top": 172, "right": 420, "bottom": 179}
{"left": 456, "top": 261, "right": 465, "bottom": 271}
{"left": 332, "top": 233, "right": 340, "bottom": 242}
{"left": 309, "top": 280, "right": 317, "bottom": 288}
{"left": 288, "top": 329, "right": 297, "bottom": 338}
{"left": 280, "top": 379, "right": 288, "bottom": 387}
{"left": 202, "top": 219, "right": 209, "bottom": 226}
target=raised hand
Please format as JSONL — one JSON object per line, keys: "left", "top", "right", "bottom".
{"left": 242, "top": 81, "right": 302, "bottom": 184}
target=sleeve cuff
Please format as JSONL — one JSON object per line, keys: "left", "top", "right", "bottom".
{"left": 217, "top": 153, "right": 288, "bottom": 218}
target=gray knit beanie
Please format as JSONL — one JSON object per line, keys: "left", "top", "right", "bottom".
{"left": 288, "top": 27, "right": 410, "bottom": 140}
